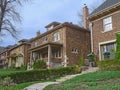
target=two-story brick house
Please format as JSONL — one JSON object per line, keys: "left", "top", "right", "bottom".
{"left": 89, "top": 0, "right": 120, "bottom": 60}
{"left": 29, "top": 22, "right": 91, "bottom": 68}
{"left": 0, "top": 45, "right": 14, "bottom": 68}
{"left": 7, "top": 39, "right": 30, "bottom": 67}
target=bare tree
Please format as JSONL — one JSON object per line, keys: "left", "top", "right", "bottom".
{"left": 0, "top": 0, "right": 30, "bottom": 39}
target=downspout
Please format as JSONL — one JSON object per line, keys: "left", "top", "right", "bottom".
{"left": 90, "top": 22, "right": 93, "bottom": 52}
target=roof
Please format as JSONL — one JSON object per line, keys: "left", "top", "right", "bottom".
{"left": 45, "top": 21, "right": 61, "bottom": 28}
{"left": 29, "top": 42, "right": 63, "bottom": 52}
{"left": 90, "top": 0, "right": 120, "bottom": 16}
{"left": 31, "top": 22, "right": 90, "bottom": 42}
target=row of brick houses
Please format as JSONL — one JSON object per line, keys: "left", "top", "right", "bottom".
{"left": 0, "top": 0, "right": 120, "bottom": 68}
{"left": 0, "top": 21, "right": 91, "bottom": 69}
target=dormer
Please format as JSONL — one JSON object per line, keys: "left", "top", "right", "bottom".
{"left": 18, "top": 39, "right": 29, "bottom": 44}
{"left": 45, "top": 21, "right": 61, "bottom": 31}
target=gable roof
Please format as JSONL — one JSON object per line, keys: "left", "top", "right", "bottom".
{"left": 90, "top": 0, "right": 120, "bottom": 16}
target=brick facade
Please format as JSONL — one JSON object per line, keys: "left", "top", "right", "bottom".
{"left": 89, "top": 2, "right": 120, "bottom": 60}
{"left": 29, "top": 22, "right": 90, "bottom": 68}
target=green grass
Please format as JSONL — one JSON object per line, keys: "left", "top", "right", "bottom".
{"left": 0, "top": 81, "right": 34, "bottom": 90}
{"left": 44, "top": 71, "right": 120, "bottom": 90}
{"left": 0, "top": 69, "right": 62, "bottom": 90}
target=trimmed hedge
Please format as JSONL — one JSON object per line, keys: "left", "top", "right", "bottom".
{"left": 97, "top": 59, "right": 120, "bottom": 71}
{"left": 0, "top": 66, "right": 81, "bottom": 84}
{"left": 115, "top": 33, "right": 120, "bottom": 61}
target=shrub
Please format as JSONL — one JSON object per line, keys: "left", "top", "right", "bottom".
{"left": 33, "top": 60, "right": 47, "bottom": 69}
{"left": 0, "top": 77, "right": 15, "bottom": 87}
{"left": 97, "top": 59, "right": 120, "bottom": 71}
{"left": 78, "top": 56, "right": 84, "bottom": 66}
{"left": 115, "top": 33, "right": 120, "bottom": 61}
{"left": 21, "top": 64, "right": 27, "bottom": 70}
{"left": 0, "top": 66, "right": 81, "bottom": 84}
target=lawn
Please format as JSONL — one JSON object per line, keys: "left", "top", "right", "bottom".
{"left": 0, "top": 69, "right": 61, "bottom": 90}
{"left": 44, "top": 71, "right": 120, "bottom": 90}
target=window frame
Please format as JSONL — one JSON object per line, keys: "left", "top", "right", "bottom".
{"left": 103, "top": 16, "right": 112, "bottom": 32}
{"left": 53, "top": 32, "right": 60, "bottom": 42}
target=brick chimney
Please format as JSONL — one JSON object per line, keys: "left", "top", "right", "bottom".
{"left": 83, "top": 4, "right": 89, "bottom": 29}
{"left": 36, "top": 31, "right": 40, "bottom": 37}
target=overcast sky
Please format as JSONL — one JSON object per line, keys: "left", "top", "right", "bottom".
{"left": 0, "top": 0, "right": 104, "bottom": 47}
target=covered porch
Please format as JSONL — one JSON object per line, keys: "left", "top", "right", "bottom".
{"left": 29, "top": 42, "right": 63, "bottom": 68}
{"left": 7, "top": 53, "right": 24, "bottom": 68}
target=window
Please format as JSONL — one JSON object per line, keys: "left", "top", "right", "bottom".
{"left": 72, "top": 48, "right": 78, "bottom": 53}
{"left": 53, "top": 49, "right": 61, "bottom": 58}
{"left": 103, "top": 17, "right": 112, "bottom": 32}
{"left": 100, "top": 43, "right": 116, "bottom": 60}
{"left": 44, "top": 37, "right": 48, "bottom": 43}
{"left": 53, "top": 32, "right": 60, "bottom": 42}
{"left": 34, "top": 41, "right": 39, "bottom": 47}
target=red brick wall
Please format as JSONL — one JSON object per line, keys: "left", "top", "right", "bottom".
{"left": 66, "top": 27, "right": 91, "bottom": 66}
{"left": 92, "top": 11, "right": 120, "bottom": 59}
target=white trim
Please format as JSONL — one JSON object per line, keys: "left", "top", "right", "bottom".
{"left": 99, "top": 39, "right": 116, "bottom": 60}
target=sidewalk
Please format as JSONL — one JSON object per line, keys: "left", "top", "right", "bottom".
{"left": 24, "top": 67, "right": 99, "bottom": 90}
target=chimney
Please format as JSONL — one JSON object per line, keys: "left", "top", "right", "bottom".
{"left": 36, "top": 31, "right": 40, "bottom": 37}
{"left": 83, "top": 4, "right": 89, "bottom": 29}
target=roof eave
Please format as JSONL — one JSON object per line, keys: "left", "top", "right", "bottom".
{"left": 89, "top": 2, "right": 120, "bottom": 20}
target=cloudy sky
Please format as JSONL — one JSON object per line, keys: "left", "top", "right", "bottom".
{"left": 0, "top": 0, "right": 104, "bottom": 46}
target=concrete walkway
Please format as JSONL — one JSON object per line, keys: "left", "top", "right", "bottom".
{"left": 24, "top": 67, "right": 99, "bottom": 90}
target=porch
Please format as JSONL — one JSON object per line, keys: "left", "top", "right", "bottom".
{"left": 29, "top": 42, "right": 63, "bottom": 68}
{"left": 7, "top": 53, "right": 24, "bottom": 67}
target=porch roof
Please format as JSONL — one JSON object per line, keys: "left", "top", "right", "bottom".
{"left": 29, "top": 42, "right": 63, "bottom": 52}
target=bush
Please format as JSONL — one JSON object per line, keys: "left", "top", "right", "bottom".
{"left": 33, "top": 60, "right": 47, "bottom": 69}
{"left": 78, "top": 56, "right": 84, "bottom": 66}
{"left": 20, "top": 64, "right": 27, "bottom": 70}
{"left": 115, "top": 33, "right": 120, "bottom": 61}
{"left": 97, "top": 59, "right": 120, "bottom": 71}
{"left": 0, "top": 66, "right": 81, "bottom": 84}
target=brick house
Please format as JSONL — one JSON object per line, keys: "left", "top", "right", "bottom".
{"left": 89, "top": 0, "right": 120, "bottom": 60}
{"left": 0, "top": 48, "right": 9, "bottom": 68}
{"left": 0, "top": 45, "right": 14, "bottom": 68}
{"left": 7, "top": 39, "right": 30, "bottom": 67}
{"left": 29, "top": 22, "right": 91, "bottom": 68}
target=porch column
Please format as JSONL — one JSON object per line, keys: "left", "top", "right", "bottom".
{"left": 30, "top": 52, "right": 33, "bottom": 65}
{"left": 47, "top": 45, "right": 51, "bottom": 69}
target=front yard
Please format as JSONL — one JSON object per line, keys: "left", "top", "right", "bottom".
{"left": 44, "top": 71, "right": 120, "bottom": 90}
{"left": 0, "top": 66, "right": 79, "bottom": 90}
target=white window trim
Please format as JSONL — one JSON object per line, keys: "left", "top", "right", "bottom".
{"left": 53, "top": 32, "right": 60, "bottom": 42}
{"left": 43, "top": 37, "right": 48, "bottom": 43}
{"left": 99, "top": 39, "right": 116, "bottom": 60}
{"left": 71, "top": 48, "right": 78, "bottom": 54}
{"left": 53, "top": 50, "right": 61, "bottom": 58}
{"left": 103, "top": 16, "right": 112, "bottom": 32}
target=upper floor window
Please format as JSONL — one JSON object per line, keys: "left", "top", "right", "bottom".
{"left": 34, "top": 41, "right": 39, "bottom": 47}
{"left": 53, "top": 32, "right": 60, "bottom": 42}
{"left": 44, "top": 37, "right": 48, "bottom": 43}
{"left": 103, "top": 17, "right": 112, "bottom": 32}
